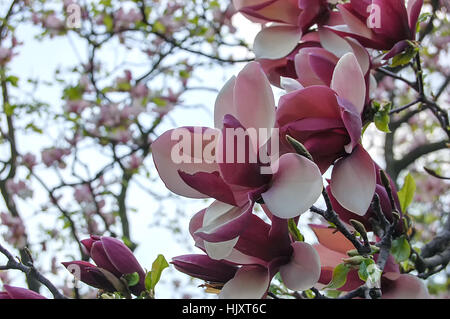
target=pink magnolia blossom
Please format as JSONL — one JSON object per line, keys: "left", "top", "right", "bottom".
{"left": 43, "top": 13, "right": 65, "bottom": 31}
{"left": 0, "top": 47, "right": 13, "bottom": 65}
{"left": 113, "top": 8, "right": 143, "bottom": 31}
{"left": 276, "top": 53, "right": 376, "bottom": 216}
{"left": 63, "top": 236, "right": 146, "bottom": 296}
{"left": 64, "top": 99, "right": 89, "bottom": 114}
{"left": 41, "top": 147, "right": 71, "bottom": 167}
{"left": 152, "top": 62, "right": 323, "bottom": 222}
{"left": 242, "top": 1, "right": 339, "bottom": 60}
{"left": 74, "top": 184, "right": 94, "bottom": 204}
{"left": 173, "top": 206, "right": 321, "bottom": 298}
{"left": 126, "top": 154, "right": 143, "bottom": 171}
{"left": 5, "top": 180, "right": 33, "bottom": 199}
{"left": 311, "top": 224, "right": 430, "bottom": 298}
{"left": 21, "top": 152, "right": 37, "bottom": 169}
{"left": 259, "top": 29, "right": 375, "bottom": 106}
{"left": 0, "top": 212, "right": 26, "bottom": 248}
{"left": 325, "top": 0, "right": 423, "bottom": 58}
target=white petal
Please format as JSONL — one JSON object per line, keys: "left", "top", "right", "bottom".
{"left": 204, "top": 237, "right": 239, "bottom": 261}
{"left": 254, "top": 25, "right": 302, "bottom": 60}
{"left": 331, "top": 52, "right": 366, "bottom": 114}
{"left": 280, "top": 242, "right": 321, "bottom": 291}
{"left": 330, "top": 146, "right": 376, "bottom": 216}
{"left": 261, "top": 153, "right": 323, "bottom": 219}
{"left": 219, "top": 266, "right": 269, "bottom": 299}
{"left": 214, "top": 76, "right": 237, "bottom": 129}
{"left": 280, "top": 76, "right": 304, "bottom": 93}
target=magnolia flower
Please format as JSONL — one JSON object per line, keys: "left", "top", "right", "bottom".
{"left": 63, "top": 236, "right": 146, "bottom": 296}
{"left": 0, "top": 285, "right": 46, "bottom": 299}
{"left": 152, "top": 62, "right": 323, "bottom": 222}
{"left": 0, "top": 212, "right": 26, "bottom": 248}
{"left": 259, "top": 28, "right": 375, "bottom": 105}
{"left": 310, "top": 224, "right": 430, "bottom": 298}
{"left": 325, "top": 0, "right": 423, "bottom": 58}
{"left": 173, "top": 206, "right": 321, "bottom": 298}
{"left": 5, "top": 180, "right": 33, "bottom": 199}
{"left": 21, "top": 152, "right": 37, "bottom": 169}
{"left": 276, "top": 52, "right": 376, "bottom": 216}
{"left": 238, "top": 0, "right": 339, "bottom": 60}
{"left": 0, "top": 47, "right": 13, "bottom": 65}
{"left": 64, "top": 99, "right": 89, "bottom": 114}
{"left": 41, "top": 147, "right": 71, "bottom": 167}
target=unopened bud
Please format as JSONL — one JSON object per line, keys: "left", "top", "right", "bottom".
{"left": 286, "top": 135, "right": 314, "bottom": 161}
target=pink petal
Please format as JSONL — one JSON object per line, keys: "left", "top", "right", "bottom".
{"left": 178, "top": 170, "right": 241, "bottom": 206}
{"left": 171, "top": 254, "right": 238, "bottom": 283}
{"left": 318, "top": 28, "right": 353, "bottom": 58}
{"left": 277, "top": 86, "right": 341, "bottom": 127}
{"left": 261, "top": 153, "right": 323, "bottom": 219}
{"left": 330, "top": 145, "right": 376, "bottom": 216}
{"left": 279, "top": 242, "right": 321, "bottom": 291}
{"left": 331, "top": 52, "right": 366, "bottom": 114}
{"left": 233, "top": 62, "right": 276, "bottom": 133}
{"left": 3, "top": 285, "right": 47, "bottom": 299}
{"left": 295, "top": 47, "right": 339, "bottom": 87}
{"left": 310, "top": 224, "right": 354, "bottom": 254}
{"left": 382, "top": 274, "right": 430, "bottom": 299}
{"left": 407, "top": 0, "right": 423, "bottom": 36}
{"left": 337, "top": 4, "right": 373, "bottom": 38}
{"left": 219, "top": 266, "right": 270, "bottom": 299}
{"left": 254, "top": 25, "right": 303, "bottom": 60}
{"left": 152, "top": 127, "right": 220, "bottom": 198}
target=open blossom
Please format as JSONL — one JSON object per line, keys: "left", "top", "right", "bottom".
{"left": 113, "top": 8, "right": 143, "bottom": 31}
{"left": 152, "top": 62, "right": 323, "bottom": 221}
{"left": 63, "top": 236, "right": 146, "bottom": 296}
{"left": 240, "top": 1, "right": 339, "bottom": 60}
{"left": 277, "top": 53, "right": 376, "bottom": 216}
{"left": 1, "top": 212, "right": 26, "bottom": 248}
{"left": 311, "top": 225, "right": 430, "bottom": 298}
{"left": 326, "top": 0, "right": 423, "bottom": 57}
{"left": 259, "top": 29, "right": 374, "bottom": 105}
{"left": 74, "top": 184, "right": 94, "bottom": 204}
{"left": 41, "top": 147, "right": 71, "bottom": 167}
{"left": 21, "top": 152, "right": 37, "bottom": 169}
{"left": 173, "top": 206, "right": 321, "bottom": 298}
{"left": 0, "top": 47, "right": 14, "bottom": 65}
{"left": 0, "top": 285, "right": 46, "bottom": 299}
{"left": 64, "top": 99, "right": 89, "bottom": 114}
{"left": 5, "top": 180, "right": 33, "bottom": 199}
{"left": 234, "top": 0, "right": 334, "bottom": 30}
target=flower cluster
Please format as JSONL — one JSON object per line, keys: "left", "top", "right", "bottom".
{"left": 150, "top": 0, "right": 429, "bottom": 299}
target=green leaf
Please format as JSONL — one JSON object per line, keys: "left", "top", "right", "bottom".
{"left": 397, "top": 173, "right": 416, "bottom": 211}
{"left": 373, "top": 101, "right": 392, "bottom": 133}
{"left": 122, "top": 272, "right": 140, "bottom": 287}
{"left": 325, "top": 263, "right": 351, "bottom": 290}
{"left": 6, "top": 75, "right": 19, "bottom": 87}
{"left": 288, "top": 219, "right": 304, "bottom": 242}
{"left": 145, "top": 254, "right": 169, "bottom": 292}
{"left": 390, "top": 43, "right": 419, "bottom": 68}
{"left": 358, "top": 258, "right": 375, "bottom": 281}
{"left": 391, "top": 235, "right": 411, "bottom": 263}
